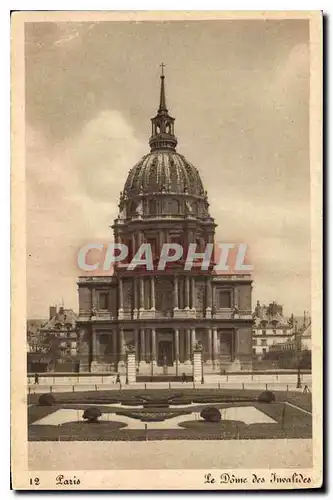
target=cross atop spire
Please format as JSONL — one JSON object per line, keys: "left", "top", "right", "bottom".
{"left": 159, "top": 63, "right": 167, "bottom": 113}
{"left": 149, "top": 65, "right": 177, "bottom": 152}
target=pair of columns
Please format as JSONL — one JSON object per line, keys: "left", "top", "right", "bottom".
{"left": 92, "top": 326, "right": 225, "bottom": 365}
{"left": 207, "top": 327, "right": 218, "bottom": 363}
{"left": 130, "top": 328, "right": 197, "bottom": 364}
{"left": 173, "top": 276, "right": 196, "bottom": 310}
{"left": 119, "top": 277, "right": 156, "bottom": 311}
{"left": 119, "top": 276, "right": 213, "bottom": 313}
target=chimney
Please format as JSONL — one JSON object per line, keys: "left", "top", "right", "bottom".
{"left": 49, "top": 306, "right": 57, "bottom": 320}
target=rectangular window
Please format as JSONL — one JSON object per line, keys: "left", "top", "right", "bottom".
{"left": 261, "top": 338, "right": 267, "bottom": 346}
{"left": 98, "top": 292, "right": 109, "bottom": 310}
{"left": 283, "top": 329, "right": 287, "bottom": 334}
{"left": 262, "top": 348, "right": 267, "bottom": 355}
{"left": 252, "top": 338, "right": 256, "bottom": 345}
{"left": 273, "top": 329, "right": 276, "bottom": 334}
{"left": 262, "top": 329, "right": 266, "bottom": 336}
{"left": 218, "top": 290, "right": 232, "bottom": 308}
{"left": 252, "top": 348, "right": 256, "bottom": 356}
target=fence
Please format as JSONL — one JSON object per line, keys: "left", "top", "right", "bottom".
{"left": 27, "top": 371, "right": 312, "bottom": 395}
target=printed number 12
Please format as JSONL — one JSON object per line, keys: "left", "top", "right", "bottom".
{"left": 30, "top": 477, "right": 40, "bottom": 486}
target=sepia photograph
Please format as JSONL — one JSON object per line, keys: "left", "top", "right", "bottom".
{"left": 11, "top": 10, "right": 322, "bottom": 490}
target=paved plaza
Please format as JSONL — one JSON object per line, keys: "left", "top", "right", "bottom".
{"left": 29, "top": 439, "right": 313, "bottom": 470}
{"left": 28, "top": 373, "right": 312, "bottom": 394}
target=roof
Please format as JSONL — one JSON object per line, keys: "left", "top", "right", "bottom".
{"left": 119, "top": 152, "right": 211, "bottom": 222}
{"left": 253, "top": 302, "right": 290, "bottom": 328}
{"left": 124, "top": 152, "right": 206, "bottom": 197}
{"left": 41, "top": 308, "right": 78, "bottom": 331}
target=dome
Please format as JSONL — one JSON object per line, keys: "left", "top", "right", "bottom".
{"left": 116, "top": 70, "right": 212, "bottom": 221}
{"left": 124, "top": 151, "right": 205, "bottom": 198}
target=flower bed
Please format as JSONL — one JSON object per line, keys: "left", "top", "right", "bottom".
{"left": 115, "top": 409, "right": 191, "bottom": 422}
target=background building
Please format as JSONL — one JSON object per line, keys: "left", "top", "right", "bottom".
{"left": 252, "top": 301, "right": 293, "bottom": 359}
{"left": 27, "top": 318, "right": 47, "bottom": 353}
{"left": 270, "top": 318, "right": 312, "bottom": 353}
{"left": 77, "top": 72, "right": 253, "bottom": 375}
{"left": 253, "top": 304, "right": 311, "bottom": 369}
{"left": 37, "top": 306, "right": 79, "bottom": 371}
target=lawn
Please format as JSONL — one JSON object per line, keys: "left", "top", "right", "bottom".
{"left": 28, "top": 388, "right": 312, "bottom": 442}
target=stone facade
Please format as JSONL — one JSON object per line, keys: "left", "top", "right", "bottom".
{"left": 77, "top": 72, "right": 253, "bottom": 374}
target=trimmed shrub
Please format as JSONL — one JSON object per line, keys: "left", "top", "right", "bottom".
{"left": 258, "top": 391, "right": 276, "bottom": 403}
{"left": 200, "top": 406, "right": 221, "bottom": 423}
{"left": 83, "top": 407, "right": 102, "bottom": 423}
{"left": 38, "top": 393, "right": 56, "bottom": 406}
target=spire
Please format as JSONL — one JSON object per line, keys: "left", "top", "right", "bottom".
{"left": 159, "top": 63, "right": 167, "bottom": 112}
{"left": 149, "top": 64, "right": 177, "bottom": 152}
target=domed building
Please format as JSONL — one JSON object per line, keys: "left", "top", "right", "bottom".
{"left": 77, "top": 70, "right": 253, "bottom": 375}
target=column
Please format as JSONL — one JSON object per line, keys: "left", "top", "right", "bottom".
{"left": 92, "top": 288, "right": 97, "bottom": 309}
{"left": 151, "top": 328, "right": 157, "bottom": 362}
{"left": 112, "top": 332, "right": 117, "bottom": 367}
{"left": 212, "top": 327, "right": 218, "bottom": 366}
{"left": 150, "top": 276, "right": 156, "bottom": 310}
{"left": 138, "top": 231, "right": 144, "bottom": 246}
{"left": 139, "top": 277, "right": 144, "bottom": 310}
{"left": 191, "top": 328, "right": 196, "bottom": 352}
{"left": 174, "top": 329, "right": 179, "bottom": 375}
{"left": 206, "top": 277, "right": 212, "bottom": 317}
{"left": 119, "top": 328, "right": 125, "bottom": 362}
{"left": 159, "top": 231, "right": 164, "bottom": 252}
{"left": 174, "top": 329, "right": 179, "bottom": 361}
{"left": 140, "top": 328, "right": 146, "bottom": 362}
{"left": 131, "top": 233, "right": 136, "bottom": 256}
{"left": 133, "top": 278, "right": 138, "bottom": 317}
{"left": 134, "top": 329, "right": 139, "bottom": 362}
{"left": 186, "top": 328, "right": 191, "bottom": 361}
{"left": 119, "top": 278, "right": 124, "bottom": 311}
{"left": 173, "top": 276, "right": 179, "bottom": 309}
{"left": 92, "top": 331, "right": 97, "bottom": 361}
{"left": 207, "top": 328, "right": 212, "bottom": 363}
{"left": 108, "top": 289, "right": 113, "bottom": 317}
{"left": 185, "top": 276, "right": 190, "bottom": 310}
{"left": 191, "top": 277, "right": 196, "bottom": 310}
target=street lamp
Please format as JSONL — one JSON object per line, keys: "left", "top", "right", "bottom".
{"left": 295, "top": 322, "right": 302, "bottom": 389}
{"left": 201, "top": 355, "right": 204, "bottom": 384}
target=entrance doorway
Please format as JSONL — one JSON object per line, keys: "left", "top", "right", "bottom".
{"left": 219, "top": 331, "right": 233, "bottom": 361}
{"left": 157, "top": 341, "right": 174, "bottom": 366}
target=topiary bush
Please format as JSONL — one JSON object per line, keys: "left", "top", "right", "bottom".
{"left": 82, "top": 407, "right": 102, "bottom": 423}
{"left": 38, "top": 393, "right": 56, "bottom": 406}
{"left": 258, "top": 390, "right": 276, "bottom": 403}
{"left": 200, "top": 406, "right": 221, "bottom": 423}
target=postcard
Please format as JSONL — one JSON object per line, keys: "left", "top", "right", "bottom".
{"left": 11, "top": 10, "right": 323, "bottom": 490}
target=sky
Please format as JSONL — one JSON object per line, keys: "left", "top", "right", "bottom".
{"left": 25, "top": 19, "right": 310, "bottom": 319}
